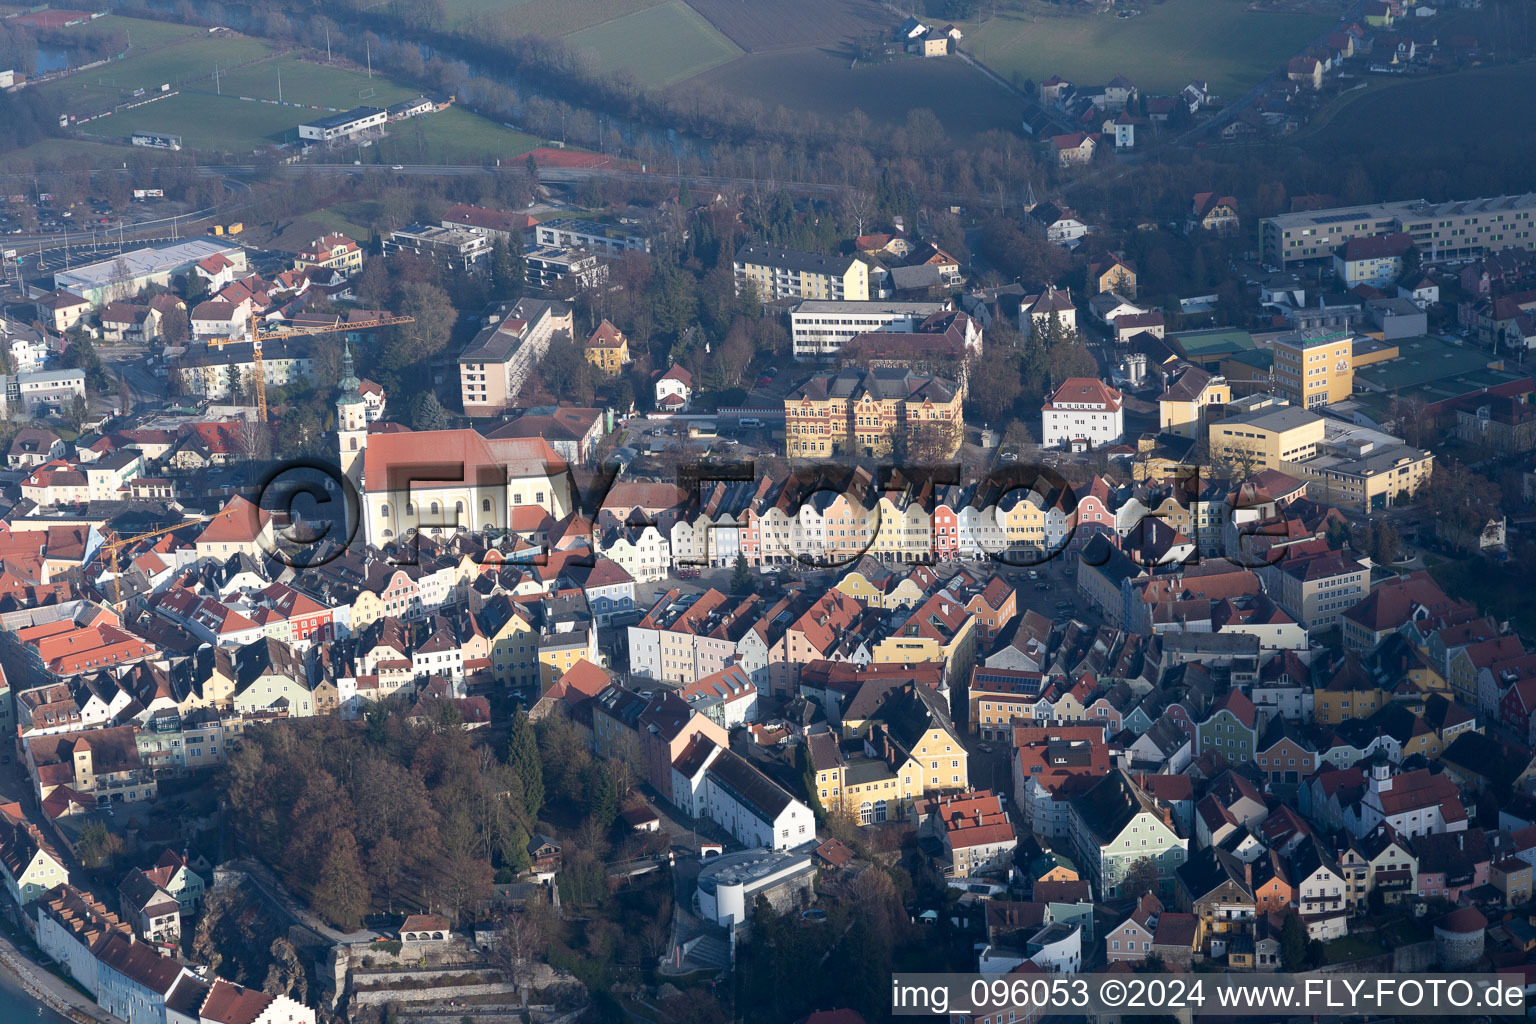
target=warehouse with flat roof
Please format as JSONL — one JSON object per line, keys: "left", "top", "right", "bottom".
{"left": 53, "top": 238, "right": 246, "bottom": 307}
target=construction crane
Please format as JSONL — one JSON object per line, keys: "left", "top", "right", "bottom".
{"left": 98, "top": 515, "right": 220, "bottom": 609}
{"left": 212, "top": 310, "right": 416, "bottom": 422}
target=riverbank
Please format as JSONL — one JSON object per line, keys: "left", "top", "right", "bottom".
{"left": 0, "top": 920, "right": 119, "bottom": 1024}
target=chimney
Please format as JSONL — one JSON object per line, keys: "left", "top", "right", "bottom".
{"left": 1244, "top": 860, "right": 1253, "bottom": 889}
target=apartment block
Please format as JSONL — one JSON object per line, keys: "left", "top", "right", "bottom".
{"left": 383, "top": 224, "right": 492, "bottom": 271}
{"left": 525, "top": 247, "right": 607, "bottom": 293}
{"left": 458, "top": 299, "right": 572, "bottom": 416}
{"left": 1261, "top": 193, "right": 1536, "bottom": 269}
{"left": 734, "top": 244, "right": 869, "bottom": 302}
{"left": 534, "top": 217, "right": 651, "bottom": 254}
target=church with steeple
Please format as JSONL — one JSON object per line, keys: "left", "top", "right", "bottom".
{"left": 334, "top": 342, "right": 573, "bottom": 548}
{"left": 336, "top": 341, "right": 368, "bottom": 491}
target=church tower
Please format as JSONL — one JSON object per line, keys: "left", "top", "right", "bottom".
{"left": 336, "top": 341, "right": 367, "bottom": 490}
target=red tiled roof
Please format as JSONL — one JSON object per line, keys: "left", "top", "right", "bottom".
{"left": 197, "top": 495, "right": 267, "bottom": 546}
{"left": 1044, "top": 377, "right": 1123, "bottom": 412}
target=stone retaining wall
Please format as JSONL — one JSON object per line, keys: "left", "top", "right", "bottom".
{"left": 351, "top": 981, "right": 519, "bottom": 1006}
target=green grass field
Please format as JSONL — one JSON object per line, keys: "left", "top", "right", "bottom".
{"left": 372, "top": 106, "right": 541, "bottom": 163}
{"left": 214, "top": 56, "right": 420, "bottom": 110}
{"left": 300, "top": 204, "right": 378, "bottom": 243}
{"left": 565, "top": 1, "right": 740, "bottom": 87}
{"left": 88, "top": 14, "right": 208, "bottom": 47}
{"left": 48, "top": 34, "right": 274, "bottom": 113}
{"left": 0, "top": 138, "right": 145, "bottom": 172}
{"left": 73, "top": 80, "right": 539, "bottom": 162}
{"left": 439, "top": 0, "right": 667, "bottom": 35}
{"left": 434, "top": 0, "right": 535, "bottom": 29}
{"left": 955, "top": 0, "right": 1336, "bottom": 99}
{"left": 79, "top": 91, "right": 303, "bottom": 152}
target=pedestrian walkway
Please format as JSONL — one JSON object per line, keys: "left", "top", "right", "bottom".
{"left": 0, "top": 926, "right": 123, "bottom": 1024}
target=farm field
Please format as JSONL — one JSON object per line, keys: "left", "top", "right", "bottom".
{"left": 442, "top": 0, "right": 667, "bottom": 36}
{"left": 46, "top": 33, "right": 273, "bottom": 113}
{"left": 1311, "top": 64, "right": 1536, "bottom": 151}
{"left": 955, "top": 0, "right": 1336, "bottom": 99}
{"left": 565, "top": 1, "right": 740, "bottom": 87}
{"left": 214, "top": 57, "right": 420, "bottom": 110}
{"left": 682, "top": 0, "right": 888, "bottom": 52}
{"left": 682, "top": 50, "right": 1021, "bottom": 138}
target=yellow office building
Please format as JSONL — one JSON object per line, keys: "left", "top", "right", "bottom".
{"left": 1209, "top": 399, "right": 1325, "bottom": 472}
{"left": 1270, "top": 327, "right": 1354, "bottom": 409}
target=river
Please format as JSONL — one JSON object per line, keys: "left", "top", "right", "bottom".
{"left": 0, "top": 962, "right": 69, "bottom": 1024}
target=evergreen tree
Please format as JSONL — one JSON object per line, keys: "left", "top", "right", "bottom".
{"left": 587, "top": 762, "right": 618, "bottom": 830}
{"left": 506, "top": 707, "right": 544, "bottom": 821}
{"left": 412, "top": 392, "right": 449, "bottom": 431}
{"left": 1042, "top": 310, "right": 1067, "bottom": 351}
{"left": 731, "top": 553, "right": 752, "bottom": 593}
{"left": 794, "top": 743, "right": 825, "bottom": 822}
{"left": 491, "top": 237, "right": 525, "bottom": 297}
{"left": 1280, "top": 911, "right": 1308, "bottom": 971}
{"left": 506, "top": 823, "right": 533, "bottom": 874}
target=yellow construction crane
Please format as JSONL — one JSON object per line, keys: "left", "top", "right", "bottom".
{"left": 98, "top": 515, "right": 220, "bottom": 609}
{"left": 211, "top": 311, "right": 416, "bottom": 422}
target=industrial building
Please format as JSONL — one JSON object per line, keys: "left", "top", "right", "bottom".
{"left": 52, "top": 238, "right": 246, "bottom": 307}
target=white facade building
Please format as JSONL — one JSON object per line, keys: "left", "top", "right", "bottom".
{"left": 787, "top": 299, "right": 949, "bottom": 359}
{"left": 704, "top": 748, "right": 815, "bottom": 851}
{"left": 1042, "top": 377, "right": 1124, "bottom": 449}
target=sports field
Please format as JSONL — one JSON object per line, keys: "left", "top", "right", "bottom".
{"left": 47, "top": 34, "right": 273, "bottom": 113}
{"left": 214, "top": 57, "right": 420, "bottom": 110}
{"left": 956, "top": 0, "right": 1336, "bottom": 99}
{"left": 372, "top": 106, "right": 540, "bottom": 163}
{"left": 565, "top": 1, "right": 740, "bottom": 87}
{"left": 80, "top": 91, "right": 302, "bottom": 152}
{"left": 42, "top": 16, "right": 540, "bottom": 162}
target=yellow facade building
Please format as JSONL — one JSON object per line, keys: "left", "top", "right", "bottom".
{"left": 1271, "top": 327, "right": 1353, "bottom": 409}
{"left": 733, "top": 243, "right": 870, "bottom": 302}
{"left": 584, "top": 319, "right": 630, "bottom": 375}
{"left": 1209, "top": 399, "right": 1326, "bottom": 472}
{"left": 1159, "top": 365, "right": 1231, "bottom": 439}
{"left": 784, "top": 366, "right": 962, "bottom": 459}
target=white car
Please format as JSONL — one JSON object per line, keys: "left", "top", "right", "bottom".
{"left": 391, "top": 164, "right": 404, "bottom": 171}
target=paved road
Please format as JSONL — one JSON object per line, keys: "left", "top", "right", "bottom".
{"left": 0, "top": 177, "right": 249, "bottom": 251}
{"left": 194, "top": 163, "right": 1026, "bottom": 209}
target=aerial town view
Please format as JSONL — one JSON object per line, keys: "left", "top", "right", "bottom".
{"left": 1, "top": 0, "right": 1536, "bottom": 1022}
